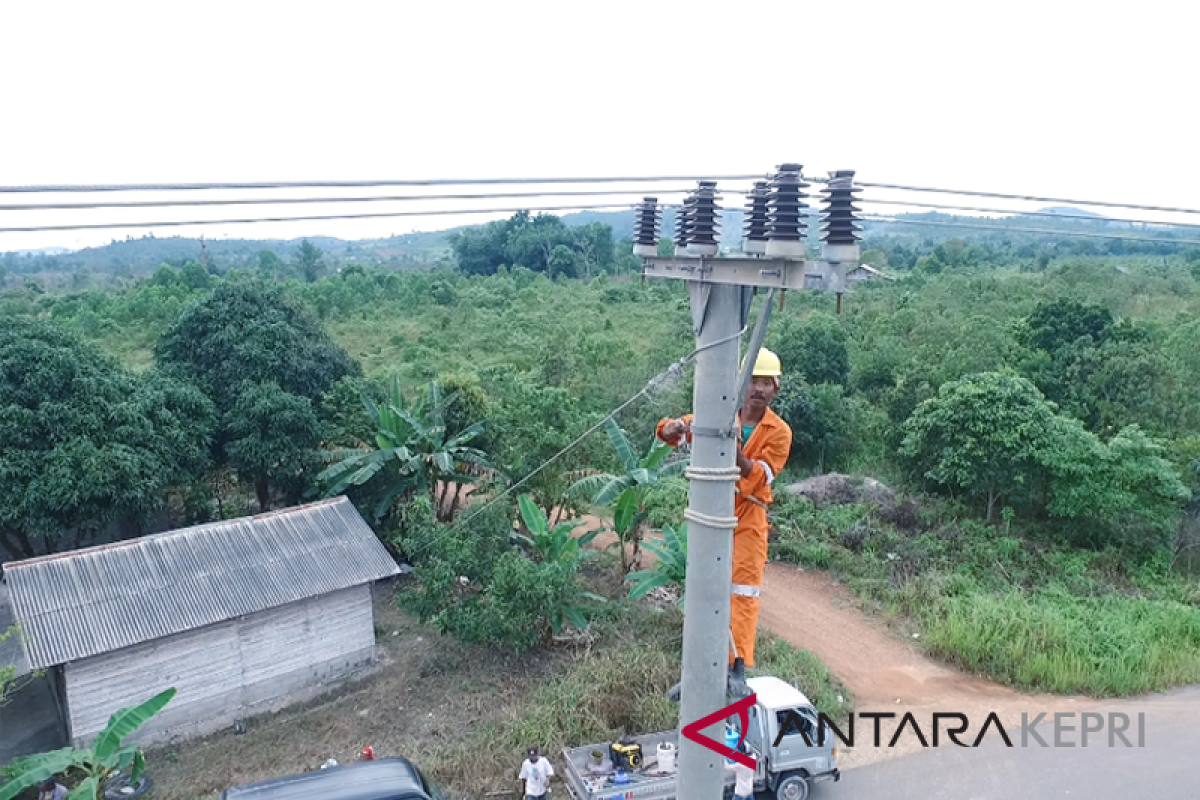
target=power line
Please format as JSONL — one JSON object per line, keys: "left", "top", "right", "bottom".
{"left": 0, "top": 174, "right": 768, "bottom": 194}
{"left": 860, "top": 197, "right": 1200, "bottom": 231}
{"left": 856, "top": 181, "right": 1200, "bottom": 217}
{"left": 0, "top": 202, "right": 648, "bottom": 234}
{"left": 863, "top": 215, "right": 1200, "bottom": 246}
{"left": 0, "top": 186, "right": 724, "bottom": 213}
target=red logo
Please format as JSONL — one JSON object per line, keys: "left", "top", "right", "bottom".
{"left": 680, "top": 693, "right": 757, "bottom": 768}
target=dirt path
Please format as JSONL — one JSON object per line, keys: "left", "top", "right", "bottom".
{"left": 758, "top": 563, "right": 1196, "bottom": 770}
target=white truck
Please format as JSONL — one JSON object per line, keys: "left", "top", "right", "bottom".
{"left": 559, "top": 676, "right": 840, "bottom": 800}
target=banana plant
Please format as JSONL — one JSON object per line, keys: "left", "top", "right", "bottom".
{"left": 511, "top": 494, "right": 605, "bottom": 634}
{"left": 626, "top": 522, "right": 689, "bottom": 607}
{"left": 319, "top": 378, "right": 493, "bottom": 524}
{"left": 568, "top": 418, "right": 689, "bottom": 574}
{"left": 513, "top": 494, "right": 602, "bottom": 564}
{"left": 0, "top": 688, "right": 175, "bottom": 800}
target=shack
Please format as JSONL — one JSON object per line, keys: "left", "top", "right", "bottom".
{"left": 2, "top": 497, "right": 399, "bottom": 750}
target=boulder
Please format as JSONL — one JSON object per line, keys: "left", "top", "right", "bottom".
{"left": 783, "top": 473, "right": 896, "bottom": 508}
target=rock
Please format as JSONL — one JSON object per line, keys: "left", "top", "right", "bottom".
{"left": 783, "top": 473, "right": 896, "bottom": 508}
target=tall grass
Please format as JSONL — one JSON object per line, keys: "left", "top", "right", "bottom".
{"left": 917, "top": 589, "right": 1200, "bottom": 696}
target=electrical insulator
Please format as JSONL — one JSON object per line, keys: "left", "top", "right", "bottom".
{"left": 674, "top": 193, "right": 695, "bottom": 254}
{"left": 765, "top": 163, "right": 809, "bottom": 259}
{"left": 686, "top": 180, "right": 721, "bottom": 257}
{"left": 742, "top": 181, "right": 770, "bottom": 255}
{"left": 633, "top": 197, "right": 661, "bottom": 258}
{"left": 820, "top": 170, "right": 862, "bottom": 246}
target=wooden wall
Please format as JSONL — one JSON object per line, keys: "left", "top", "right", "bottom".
{"left": 63, "top": 584, "right": 376, "bottom": 746}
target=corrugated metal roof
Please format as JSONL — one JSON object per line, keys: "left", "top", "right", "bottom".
{"left": 2, "top": 497, "right": 400, "bottom": 669}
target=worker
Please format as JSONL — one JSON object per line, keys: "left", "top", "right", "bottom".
{"left": 37, "top": 778, "right": 69, "bottom": 800}
{"left": 518, "top": 745, "right": 555, "bottom": 800}
{"left": 657, "top": 347, "right": 792, "bottom": 695}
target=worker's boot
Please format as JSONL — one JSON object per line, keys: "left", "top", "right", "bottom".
{"left": 726, "top": 658, "right": 752, "bottom": 699}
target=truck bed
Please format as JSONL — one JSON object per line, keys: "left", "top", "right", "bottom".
{"left": 560, "top": 731, "right": 740, "bottom": 800}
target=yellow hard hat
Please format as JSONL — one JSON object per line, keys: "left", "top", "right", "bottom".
{"left": 746, "top": 348, "right": 782, "bottom": 378}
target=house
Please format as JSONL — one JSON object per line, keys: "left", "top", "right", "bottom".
{"left": 846, "top": 263, "right": 896, "bottom": 284}
{"left": 1, "top": 497, "right": 399, "bottom": 753}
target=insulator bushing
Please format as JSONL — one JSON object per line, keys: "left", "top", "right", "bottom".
{"left": 765, "top": 163, "right": 809, "bottom": 258}
{"left": 686, "top": 180, "right": 721, "bottom": 256}
{"left": 742, "top": 181, "right": 770, "bottom": 255}
{"left": 820, "top": 169, "right": 863, "bottom": 245}
{"left": 633, "top": 197, "right": 661, "bottom": 257}
{"left": 674, "top": 195, "right": 694, "bottom": 252}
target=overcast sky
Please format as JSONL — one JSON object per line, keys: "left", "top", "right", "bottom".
{"left": 1, "top": 0, "right": 1197, "bottom": 253}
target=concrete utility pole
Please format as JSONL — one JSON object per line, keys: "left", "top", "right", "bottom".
{"left": 633, "top": 165, "right": 862, "bottom": 800}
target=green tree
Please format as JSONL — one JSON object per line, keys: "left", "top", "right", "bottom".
{"left": 295, "top": 239, "right": 326, "bottom": 283}
{"left": 768, "top": 312, "right": 850, "bottom": 387}
{"left": 257, "top": 249, "right": 284, "bottom": 279}
{"left": 899, "top": 371, "right": 1059, "bottom": 521}
{"left": 155, "top": 280, "right": 359, "bottom": 419}
{"left": 0, "top": 319, "right": 214, "bottom": 560}
{"left": 224, "top": 382, "right": 322, "bottom": 512}
{"left": 0, "top": 688, "right": 175, "bottom": 800}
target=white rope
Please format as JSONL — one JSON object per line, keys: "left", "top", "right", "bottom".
{"left": 685, "top": 465, "right": 742, "bottom": 482}
{"left": 684, "top": 508, "right": 739, "bottom": 530}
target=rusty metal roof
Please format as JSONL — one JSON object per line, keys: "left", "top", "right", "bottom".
{"left": 2, "top": 497, "right": 399, "bottom": 669}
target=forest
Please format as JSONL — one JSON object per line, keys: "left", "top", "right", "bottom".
{"left": 3, "top": 210, "right": 1200, "bottom": 701}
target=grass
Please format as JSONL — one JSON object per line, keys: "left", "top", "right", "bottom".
{"left": 144, "top": 579, "right": 848, "bottom": 800}
{"left": 771, "top": 491, "right": 1200, "bottom": 697}
{"left": 917, "top": 589, "right": 1200, "bottom": 696}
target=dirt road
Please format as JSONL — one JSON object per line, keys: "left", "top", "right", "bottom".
{"left": 758, "top": 563, "right": 1196, "bottom": 770}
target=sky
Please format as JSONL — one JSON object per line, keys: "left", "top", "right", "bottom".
{"left": 1, "top": 0, "right": 1197, "bottom": 253}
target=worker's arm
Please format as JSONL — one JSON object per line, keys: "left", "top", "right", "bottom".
{"left": 656, "top": 414, "right": 694, "bottom": 447}
{"left": 738, "top": 422, "right": 792, "bottom": 496}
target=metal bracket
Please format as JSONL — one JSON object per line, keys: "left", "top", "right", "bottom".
{"left": 642, "top": 256, "right": 848, "bottom": 293}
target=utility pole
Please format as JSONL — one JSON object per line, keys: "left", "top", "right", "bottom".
{"left": 633, "top": 164, "right": 862, "bottom": 800}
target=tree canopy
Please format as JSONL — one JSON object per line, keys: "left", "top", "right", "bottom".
{"left": 0, "top": 318, "right": 214, "bottom": 559}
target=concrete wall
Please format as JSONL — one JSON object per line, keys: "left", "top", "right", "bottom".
{"left": 62, "top": 584, "right": 377, "bottom": 747}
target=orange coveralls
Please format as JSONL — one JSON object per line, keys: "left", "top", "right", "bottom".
{"left": 657, "top": 408, "right": 792, "bottom": 667}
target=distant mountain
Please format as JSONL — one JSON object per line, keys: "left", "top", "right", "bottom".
{"left": 1036, "top": 206, "right": 1107, "bottom": 219}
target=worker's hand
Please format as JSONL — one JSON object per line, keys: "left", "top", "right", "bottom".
{"left": 736, "top": 441, "right": 753, "bottom": 478}
{"left": 663, "top": 419, "right": 689, "bottom": 441}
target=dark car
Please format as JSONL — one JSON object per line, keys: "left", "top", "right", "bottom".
{"left": 218, "top": 758, "right": 449, "bottom": 800}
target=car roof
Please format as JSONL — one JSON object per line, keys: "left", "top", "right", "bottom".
{"left": 746, "top": 675, "right": 815, "bottom": 711}
{"left": 219, "top": 758, "right": 431, "bottom": 800}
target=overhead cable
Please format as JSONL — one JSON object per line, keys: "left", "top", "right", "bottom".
{"left": 0, "top": 174, "right": 767, "bottom": 194}
{"left": 860, "top": 198, "right": 1200, "bottom": 230}
{"left": 863, "top": 216, "right": 1200, "bottom": 246}
{"left": 0, "top": 202, "right": 650, "bottom": 234}
{"left": 856, "top": 182, "right": 1200, "bottom": 217}
{"left": 0, "top": 186, "right": 738, "bottom": 213}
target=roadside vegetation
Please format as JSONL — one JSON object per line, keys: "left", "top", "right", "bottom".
{"left": 3, "top": 216, "right": 1200, "bottom": 795}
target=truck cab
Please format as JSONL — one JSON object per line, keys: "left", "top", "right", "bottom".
{"left": 740, "top": 676, "right": 840, "bottom": 800}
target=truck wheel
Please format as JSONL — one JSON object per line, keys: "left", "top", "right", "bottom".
{"left": 774, "top": 774, "right": 809, "bottom": 800}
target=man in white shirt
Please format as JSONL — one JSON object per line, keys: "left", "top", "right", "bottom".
{"left": 518, "top": 745, "right": 555, "bottom": 800}
{"left": 37, "top": 779, "right": 69, "bottom": 800}
{"left": 725, "top": 744, "right": 756, "bottom": 800}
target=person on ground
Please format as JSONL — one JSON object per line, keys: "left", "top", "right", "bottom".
{"left": 725, "top": 743, "right": 757, "bottom": 800}
{"left": 38, "top": 779, "right": 69, "bottom": 800}
{"left": 518, "top": 745, "right": 555, "bottom": 800}
{"left": 657, "top": 347, "right": 792, "bottom": 696}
